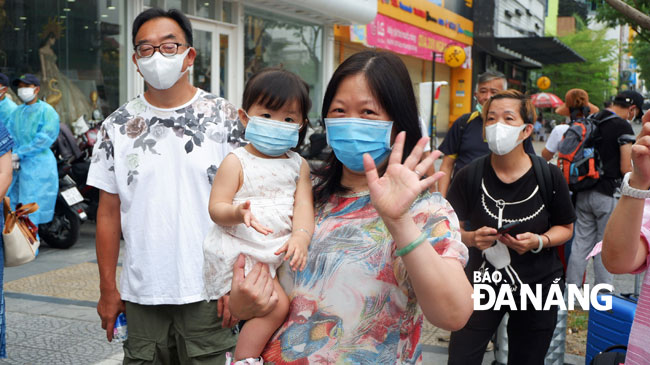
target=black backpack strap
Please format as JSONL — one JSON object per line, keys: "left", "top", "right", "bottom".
{"left": 529, "top": 153, "right": 554, "bottom": 207}
{"left": 466, "top": 154, "right": 489, "bottom": 211}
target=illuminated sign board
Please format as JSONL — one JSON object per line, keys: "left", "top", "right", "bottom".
{"left": 379, "top": 0, "right": 473, "bottom": 45}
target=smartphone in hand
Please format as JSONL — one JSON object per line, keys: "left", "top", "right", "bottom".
{"left": 497, "top": 221, "right": 521, "bottom": 235}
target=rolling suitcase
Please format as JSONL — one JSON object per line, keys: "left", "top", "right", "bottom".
{"left": 585, "top": 292, "right": 638, "bottom": 364}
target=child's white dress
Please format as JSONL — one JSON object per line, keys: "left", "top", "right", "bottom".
{"left": 202, "top": 147, "right": 302, "bottom": 300}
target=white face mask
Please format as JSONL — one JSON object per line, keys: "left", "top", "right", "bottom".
{"left": 0, "top": 87, "right": 6, "bottom": 98}
{"left": 483, "top": 241, "right": 511, "bottom": 270}
{"left": 17, "top": 87, "right": 36, "bottom": 103}
{"left": 485, "top": 122, "right": 526, "bottom": 155}
{"left": 136, "top": 48, "right": 190, "bottom": 90}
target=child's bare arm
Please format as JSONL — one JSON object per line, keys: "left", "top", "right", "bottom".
{"left": 209, "top": 154, "right": 273, "bottom": 234}
{"left": 275, "top": 158, "right": 314, "bottom": 270}
{"left": 208, "top": 154, "right": 243, "bottom": 225}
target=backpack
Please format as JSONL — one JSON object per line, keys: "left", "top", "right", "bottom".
{"left": 465, "top": 153, "right": 554, "bottom": 221}
{"left": 458, "top": 110, "right": 481, "bottom": 135}
{"left": 556, "top": 113, "right": 617, "bottom": 192}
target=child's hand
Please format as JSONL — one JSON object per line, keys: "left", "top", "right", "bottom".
{"left": 237, "top": 201, "right": 273, "bottom": 235}
{"left": 275, "top": 234, "right": 309, "bottom": 271}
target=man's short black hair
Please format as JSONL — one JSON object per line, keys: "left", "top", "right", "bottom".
{"left": 132, "top": 8, "right": 193, "bottom": 47}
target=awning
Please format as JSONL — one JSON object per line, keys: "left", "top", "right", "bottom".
{"left": 495, "top": 37, "right": 585, "bottom": 65}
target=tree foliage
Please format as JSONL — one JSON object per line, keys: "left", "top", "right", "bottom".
{"left": 541, "top": 26, "right": 617, "bottom": 108}
{"left": 594, "top": 0, "right": 650, "bottom": 91}
{"left": 593, "top": 0, "right": 650, "bottom": 41}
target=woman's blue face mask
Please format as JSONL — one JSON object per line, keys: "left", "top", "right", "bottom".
{"left": 325, "top": 117, "right": 393, "bottom": 172}
{"left": 245, "top": 115, "right": 300, "bottom": 157}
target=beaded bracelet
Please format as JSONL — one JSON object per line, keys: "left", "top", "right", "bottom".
{"left": 395, "top": 232, "right": 428, "bottom": 257}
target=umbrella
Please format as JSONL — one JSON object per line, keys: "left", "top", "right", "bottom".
{"left": 530, "top": 92, "right": 563, "bottom": 108}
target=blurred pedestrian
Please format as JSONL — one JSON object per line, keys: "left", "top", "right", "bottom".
{"left": 6, "top": 73, "right": 59, "bottom": 227}
{"left": 0, "top": 73, "right": 16, "bottom": 128}
{"left": 565, "top": 90, "right": 639, "bottom": 289}
{"left": 542, "top": 89, "right": 599, "bottom": 161}
{"left": 0, "top": 121, "right": 13, "bottom": 359}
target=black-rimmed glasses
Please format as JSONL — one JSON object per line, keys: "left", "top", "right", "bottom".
{"left": 134, "top": 42, "right": 190, "bottom": 58}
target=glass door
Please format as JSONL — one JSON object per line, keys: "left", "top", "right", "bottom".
{"left": 190, "top": 20, "right": 235, "bottom": 99}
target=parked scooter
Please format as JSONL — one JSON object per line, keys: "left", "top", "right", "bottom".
{"left": 70, "top": 115, "right": 101, "bottom": 220}
{"left": 299, "top": 119, "right": 330, "bottom": 164}
{"left": 38, "top": 123, "right": 88, "bottom": 249}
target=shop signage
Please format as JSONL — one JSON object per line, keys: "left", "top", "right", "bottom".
{"left": 378, "top": 0, "right": 473, "bottom": 45}
{"left": 443, "top": 45, "right": 466, "bottom": 67}
{"left": 537, "top": 76, "right": 551, "bottom": 90}
{"left": 366, "top": 13, "right": 470, "bottom": 66}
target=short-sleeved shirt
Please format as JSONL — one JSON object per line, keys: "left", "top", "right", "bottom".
{"left": 262, "top": 192, "right": 468, "bottom": 364}
{"left": 87, "top": 89, "right": 245, "bottom": 305}
{"left": 590, "top": 110, "right": 635, "bottom": 196}
{"left": 439, "top": 112, "right": 536, "bottom": 176}
{"left": 447, "top": 157, "right": 576, "bottom": 286}
{"left": 545, "top": 124, "right": 570, "bottom": 154}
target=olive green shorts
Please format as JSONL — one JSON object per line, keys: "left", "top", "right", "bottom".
{"left": 122, "top": 300, "right": 237, "bottom": 365}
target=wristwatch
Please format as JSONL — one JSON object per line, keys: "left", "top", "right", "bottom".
{"left": 620, "top": 172, "right": 650, "bottom": 199}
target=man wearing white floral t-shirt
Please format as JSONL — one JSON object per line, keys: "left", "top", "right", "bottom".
{"left": 88, "top": 8, "right": 245, "bottom": 363}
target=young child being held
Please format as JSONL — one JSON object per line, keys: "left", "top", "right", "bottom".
{"left": 202, "top": 68, "right": 314, "bottom": 364}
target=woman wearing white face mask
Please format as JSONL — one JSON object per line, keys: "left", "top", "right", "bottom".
{"left": 446, "top": 90, "right": 575, "bottom": 365}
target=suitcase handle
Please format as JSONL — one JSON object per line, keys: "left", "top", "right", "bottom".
{"left": 615, "top": 293, "right": 638, "bottom": 304}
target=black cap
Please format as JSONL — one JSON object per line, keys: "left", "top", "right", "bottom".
{"left": 12, "top": 73, "right": 40, "bottom": 87}
{"left": 614, "top": 90, "right": 644, "bottom": 117}
{"left": 0, "top": 73, "right": 8, "bottom": 87}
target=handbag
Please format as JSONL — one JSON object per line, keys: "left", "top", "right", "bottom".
{"left": 2, "top": 197, "right": 40, "bottom": 267}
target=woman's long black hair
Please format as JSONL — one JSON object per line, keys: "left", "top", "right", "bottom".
{"left": 313, "top": 51, "right": 422, "bottom": 208}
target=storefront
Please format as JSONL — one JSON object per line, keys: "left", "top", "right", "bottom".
{"left": 334, "top": 0, "right": 474, "bottom": 134}
{"left": 0, "top": 0, "right": 376, "bottom": 125}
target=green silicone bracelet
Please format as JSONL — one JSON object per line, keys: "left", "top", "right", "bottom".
{"left": 395, "top": 232, "right": 428, "bottom": 257}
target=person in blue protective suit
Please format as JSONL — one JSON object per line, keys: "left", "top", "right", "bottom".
{"left": 6, "top": 74, "right": 59, "bottom": 226}
{"left": 0, "top": 73, "right": 17, "bottom": 128}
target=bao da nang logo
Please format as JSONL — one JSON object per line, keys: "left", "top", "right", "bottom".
{"left": 472, "top": 270, "right": 614, "bottom": 311}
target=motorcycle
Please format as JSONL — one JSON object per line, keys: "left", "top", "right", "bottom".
{"left": 69, "top": 114, "right": 102, "bottom": 221}
{"left": 37, "top": 123, "right": 88, "bottom": 249}
{"left": 299, "top": 119, "right": 330, "bottom": 165}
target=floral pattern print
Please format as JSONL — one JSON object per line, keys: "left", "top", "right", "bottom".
{"left": 263, "top": 191, "right": 468, "bottom": 364}
{"left": 95, "top": 90, "right": 246, "bottom": 186}
{"left": 87, "top": 89, "right": 247, "bottom": 305}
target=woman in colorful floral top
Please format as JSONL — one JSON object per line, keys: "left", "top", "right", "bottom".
{"left": 229, "top": 51, "right": 473, "bottom": 364}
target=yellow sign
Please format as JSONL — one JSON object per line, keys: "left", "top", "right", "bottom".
{"left": 537, "top": 76, "right": 551, "bottom": 90}
{"left": 444, "top": 45, "right": 466, "bottom": 67}
{"left": 378, "top": 0, "right": 473, "bottom": 45}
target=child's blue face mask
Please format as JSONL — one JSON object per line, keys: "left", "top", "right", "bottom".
{"left": 245, "top": 115, "right": 299, "bottom": 157}
{"left": 324, "top": 117, "right": 393, "bottom": 172}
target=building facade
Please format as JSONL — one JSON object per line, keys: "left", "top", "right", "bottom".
{"left": 334, "top": 0, "right": 475, "bottom": 134}
{"left": 0, "top": 0, "right": 376, "bottom": 124}
{"left": 473, "top": 0, "right": 583, "bottom": 94}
